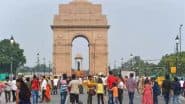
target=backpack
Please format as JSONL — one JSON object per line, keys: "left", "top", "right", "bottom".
{"left": 60, "top": 80, "right": 68, "bottom": 93}
{"left": 173, "top": 82, "right": 181, "bottom": 95}
{"left": 31, "top": 79, "right": 39, "bottom": 90}
{"left": 153, "top": 82, "right": 161, "bottom": 96}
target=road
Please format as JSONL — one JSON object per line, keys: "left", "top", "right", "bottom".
{"left": 1, "top": 91, "right": 185, "bottom": 104}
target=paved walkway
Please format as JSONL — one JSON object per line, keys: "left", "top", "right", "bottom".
{"left": 0, "top": 91, "right": 185, "bottom": 104}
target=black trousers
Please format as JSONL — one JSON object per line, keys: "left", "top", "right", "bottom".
{"left": 41, "top": 90, "right": 46, "bottom": 102}
{"left": 97, "top": 94, "right": 104, "bottom": 104}
{"left": 53, "top": 86, "right": 58, "bottom": 95}
{"left": 70, "top": 93, "right": 79, "bottom": 104}
{"left": 87, "top": 93, "right": 93, "bottom": 104}
{"left": 12, "top": 90, "right": 16, "bottom": 102}
{"left": 118, "top": 88, "right": 123, "bottom": 104}
{"left": 5, "top": 91, "right": 11, "bottom": 102}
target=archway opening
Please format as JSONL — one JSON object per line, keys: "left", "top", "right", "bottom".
{"left": 72, "top": 37, "right": 89, "bottom": 73}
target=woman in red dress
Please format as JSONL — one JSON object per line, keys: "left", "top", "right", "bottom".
{"left": 142, "top": 79, "right": 153, "bottom": 104}
{"left": 45, "top": 80, "right": 51, "bottom": 102}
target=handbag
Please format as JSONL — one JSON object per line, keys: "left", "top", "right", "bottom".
{"left": 88, "top": 88, "right": 96, "bottom": 96}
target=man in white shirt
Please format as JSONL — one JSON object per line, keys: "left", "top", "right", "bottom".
{"left": 10, "top": 77, "right": 17, "bottom": 102}
{"left": 68, "top": 74, "right": 81, "bottom": 104}
{"left": 40, "top": 76, "right": 47, "bottom": 103}
{"left": 53, "top": 76, "right": 59, "bottom": 95}
{"left": 4, "top": 77, "right": 11, "bottom": 103}
{"left": 118, "top": 78, "right": 126, "bottom": 104}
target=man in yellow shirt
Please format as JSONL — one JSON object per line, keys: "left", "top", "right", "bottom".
{"left": 86, "top": 75, "right": 96, "bottom": 104}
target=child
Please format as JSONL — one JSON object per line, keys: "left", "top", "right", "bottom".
{"left": 96, "top": 78, "right": 104, "bottom": 104}
{"left": 112, "top": 82, "right": 119, "bottom": 104}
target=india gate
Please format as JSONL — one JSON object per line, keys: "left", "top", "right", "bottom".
{"left": 51, "top": 0, "right": 109, "bottom": 75}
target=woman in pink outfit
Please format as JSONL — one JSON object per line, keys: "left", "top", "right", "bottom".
{"left": 142, "top": 79, "right": 153, "bottom": 104}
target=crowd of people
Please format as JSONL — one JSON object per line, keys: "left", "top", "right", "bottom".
{"left": 0, "top": 71, "right": 185, "bottom": 104}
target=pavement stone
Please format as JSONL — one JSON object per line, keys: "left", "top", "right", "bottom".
{"left": 1, "top": 91, "right": 185, "bottom": 104}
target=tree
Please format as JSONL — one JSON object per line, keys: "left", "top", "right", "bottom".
{"left": 122, "top": 56, "right": 163, "bottom": 76}
{"left": 0, "top": 39, "right": 26, "bottom": 74}
{"left": 158, "top": 52, "right": 185, "bottom": 75}
{"left": 32, "top": 64, "right": 50, "bottom": 73}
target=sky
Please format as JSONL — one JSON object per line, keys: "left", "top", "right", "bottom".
{"left": 0, "top": 0, "right": 184, "bottom": 69}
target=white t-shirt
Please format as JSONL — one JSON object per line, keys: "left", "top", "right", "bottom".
{"left": 53, "top": 79, "right": 59, "bottom": 86}
{"left": 118, "top": 81, "right": 124, "bottom": 89}
{"left": 11, "top": 80, "right": 17, "bottom": 91}
{"left": 101, "top": 77, "right": 107, "bottom": 85}
{"left": 78, "top": 78, "right": 83, "bottom": 84}
{"left": 180, "top": 80, "right": 184, "bottom": 87}
{"left": 41, "top": 79, "right": 47, "bottom": 90}
{"left": 5, "top": 81, "right": 11, "bottom": 91}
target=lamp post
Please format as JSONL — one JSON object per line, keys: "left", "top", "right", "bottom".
{"left": 10, "top": 36, "right": 15, "bottom": 76}
{"left": 179, "top": 24, "right": 183, "bottom": 56}
{"left": 48, "top": 61, "right": 51, "bottom": 75}
{"left": 43, "top": 57, "right": 46, "bottom": 75}
{"left": 108, "top": 63, "right": 111, "bottom": 71}
{"left": 36, "top": 53, "right": 40, "bottom": 75}
{"left": 130, "top": 53, "right": 133, "bottom": 70}
{"left": 179, "top": 24, "right": 183, "bottom": 74}
{"left": 114, "top": 60, "right": 117, "bottom": 69}
{"left": 121, "top": 57, "right": 124, "bottom": 70}
{"left": 175, "top": 35, "right": 179, "bottom": 75}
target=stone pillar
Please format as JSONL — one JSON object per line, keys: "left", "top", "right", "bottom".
{"left": 89, "top": 43, "right": 95, "bottom": 75}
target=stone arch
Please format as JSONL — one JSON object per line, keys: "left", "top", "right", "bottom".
{"left": 52, "top": 0, "right": 109, "bottom": 75}
{"left": 71, "top": 35, "right": 90, "bottom": 71}
{"left": 71, "top": 34, "right": 91, "bottom": 46}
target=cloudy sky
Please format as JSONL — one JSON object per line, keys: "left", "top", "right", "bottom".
{"left": 0, "top": 0, "right": 184, "bottom": 69}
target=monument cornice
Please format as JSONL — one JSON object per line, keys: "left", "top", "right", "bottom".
{"left": 51, "top": 25, "right": 110, "bottom": 29}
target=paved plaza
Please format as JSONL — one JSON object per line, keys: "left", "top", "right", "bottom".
{"left": 1, "top": 91, "right": 185, "bottom": 104}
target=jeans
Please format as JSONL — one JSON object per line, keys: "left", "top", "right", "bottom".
{"left": 113, "top": 97, "right": 119, "bottom": 104}
{"left": 97, "top": 94, "right": 104, "bottom": 104}
{"left": 108, "top": 90, "right": 113, "bottom": 104}
{"left": 32, "top": 90, "right": 39, "bottom": 104}
{"left": 61, "top": 92, "right": 67, "bottom": 104}
{"left": 163, "top": 93, "right": 170, "bottom": 104}
{"left": 79, "top": 85, "right": 84, "bottom": 94}
{"left": 153, "top": 95, "right": 158, "bottom": 104}
{"left": 128, "top": 92, "right": 134, "bottom": 104}
{"left": 173, "top": 95, "right": 181, "bottom": 104}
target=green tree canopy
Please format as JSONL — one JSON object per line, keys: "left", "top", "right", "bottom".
{"left": 122, "top": 56, "right": 161, "bottom": 76}
{"left": 158, "top": 52, "right": 185, "bottom": 75}
{"left": 0, "top": 39, "right": 26, "bottom": 74}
